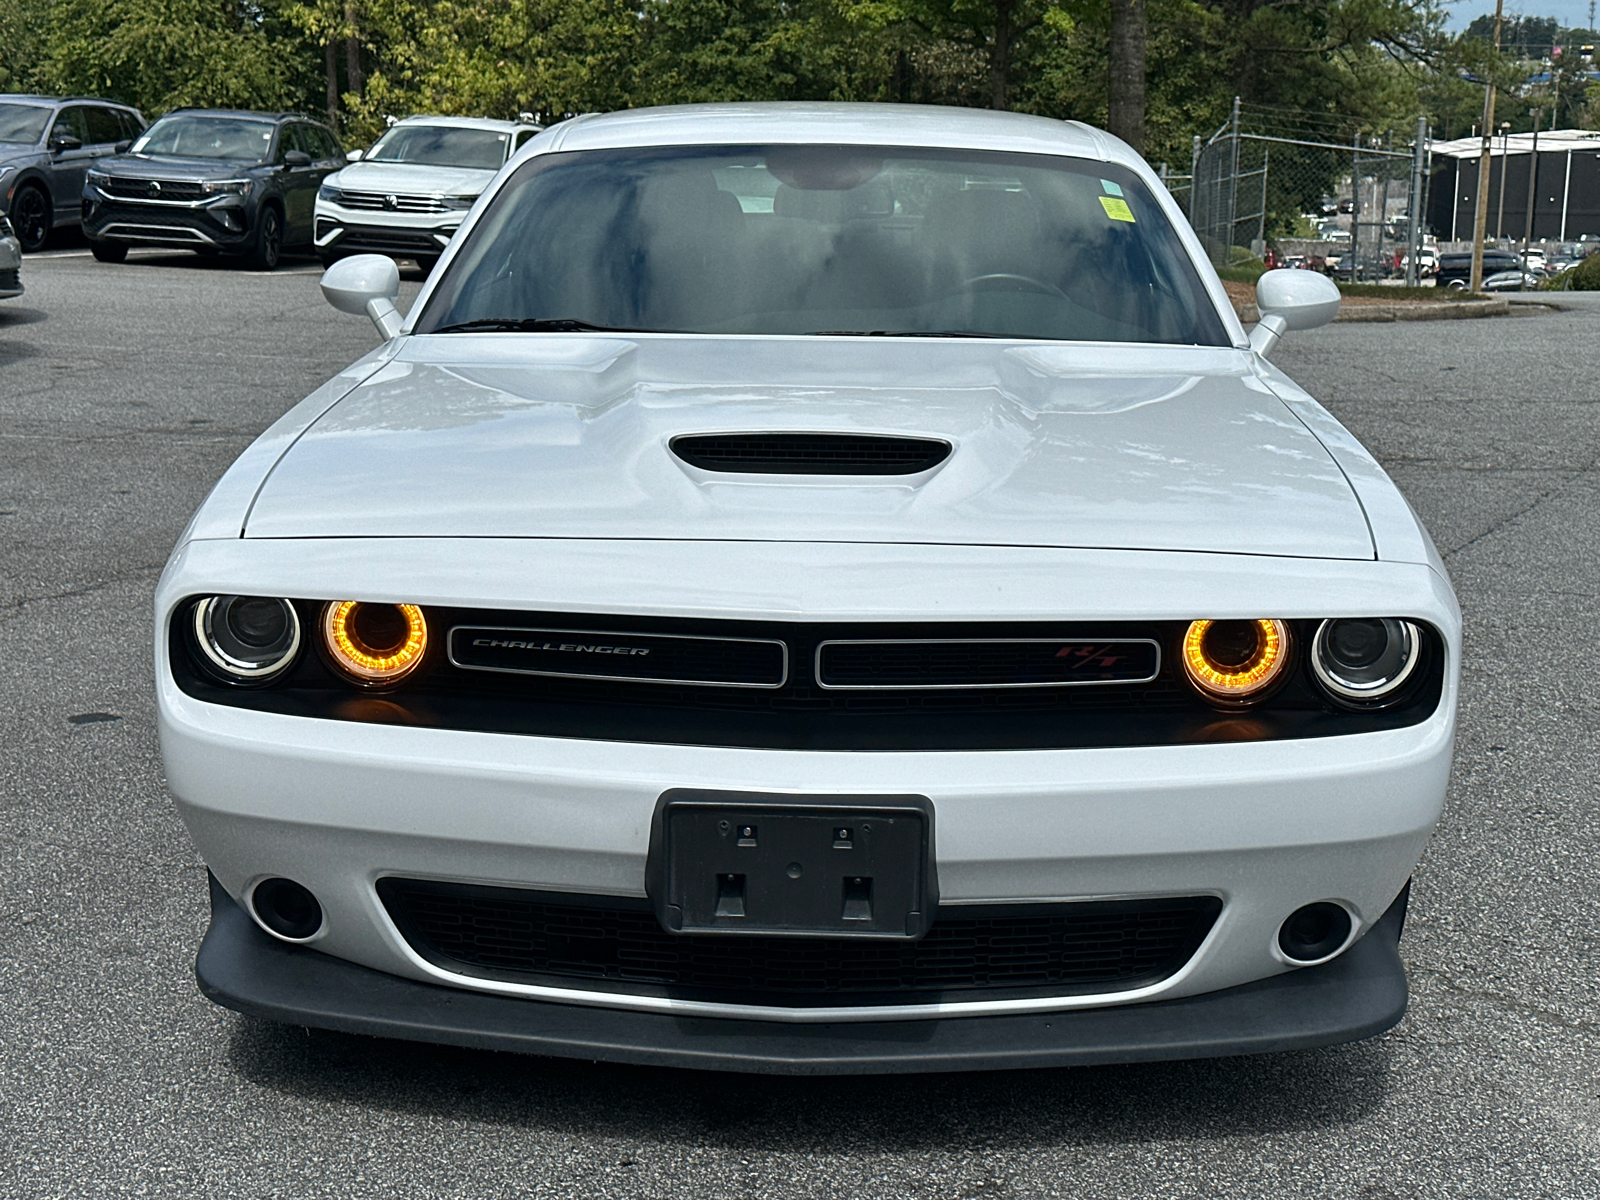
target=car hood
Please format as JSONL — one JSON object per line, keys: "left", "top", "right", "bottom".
{"left": 243, "top": 337, "right": 1374, "bottom": 559}
{"left": 327, "top": 161, "right": 496, "bottom": 195}
{"left": 109, "top": 154, "right": 265, "bottom": 178}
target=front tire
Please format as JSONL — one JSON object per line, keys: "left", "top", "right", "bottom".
{"left": 244, "top": 206, "right": 283, "bottom": 271}
{"left": 10, "top": 184, "right": 51, "bottom": 252}
{"left": 318, "top": 248, "right": 345, "bottom": 269}
{"left": 90, "top": 239, "right": 128, "bottom": 264}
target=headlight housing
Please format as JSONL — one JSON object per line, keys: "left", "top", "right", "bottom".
{"left": 317, "top": 183, "right": 343, "bottom": 203}
{"left": 202, "top": 179, "right": 250, "bottom": 196}
{"left": 321, "top": 601, "right": 428, "bottom": 686}
{"left": 85, "top": 168, "right": 110, "bottom": 187}
{"left": 438, "top": 193, "right": 478, "bottom": 211}
{"left": 191, "top": 596, "right": 302, "bottom": 684}
{"left": 1310, "top": 618, "right": 1422, "bottom": 706}
{"left": 1181, "top": 619, "right": 1292, "bottom": 705}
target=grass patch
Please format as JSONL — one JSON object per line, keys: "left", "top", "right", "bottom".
{"left": 1335, "top": 283, "right": 1474, "bottom": 301}
{"left": 1217, "top": 263, "right": 1267, "bottom": 284}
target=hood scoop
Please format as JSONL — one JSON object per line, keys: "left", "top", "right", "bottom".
{"left": 671, "top": 432, "right": 953, "bottom": 476}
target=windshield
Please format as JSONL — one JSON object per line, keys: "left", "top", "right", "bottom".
{"left": 132, "top": 115, "right": 274, "bottom": 161}
{"left": 0, "top": 104, "right": 50, "bottom": 145}
{"left": 365, "top": 126, "right": 508, "bottom": 170}
{"left": 416, "top": 144, "right": 1228, "bottom": 345}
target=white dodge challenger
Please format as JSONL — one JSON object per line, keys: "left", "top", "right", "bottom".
{"left": 156, "top": 103, "right": 1458, "bottom": 1074}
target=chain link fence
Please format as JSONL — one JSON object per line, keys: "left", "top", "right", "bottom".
{"left": 1180, "top": 102, "right": 1428, "bottom": 284}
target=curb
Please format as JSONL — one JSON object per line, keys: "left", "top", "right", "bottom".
{"left": 1234, "top": 298, "right": 1509, "bottom": 323}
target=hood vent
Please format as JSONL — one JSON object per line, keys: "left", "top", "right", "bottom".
{"left": 671, "top": 432, "right": 952, "bottom": 476}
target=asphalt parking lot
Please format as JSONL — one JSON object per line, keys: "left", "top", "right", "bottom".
{"left": 2, "top": 250, "right": 1597, "bottom": 1198}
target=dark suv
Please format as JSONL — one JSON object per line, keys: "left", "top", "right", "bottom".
{"left": 1436, "top": 250, "right": 1517, "bottom": 290}
{"left": 1, "top": 95, "right": 147, "bottom": 252}
{"left": 82, "top": 109, "right": 344, "bottom": 270}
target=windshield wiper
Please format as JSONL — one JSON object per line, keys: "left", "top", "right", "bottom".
{"left": 429, "top": 318, "right": 654, "bottom": 334}
{"left": 809, "top": 330, "right": 1013, "bottom": 339}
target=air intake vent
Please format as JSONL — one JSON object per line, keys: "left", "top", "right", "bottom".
{"left": 671, "top": 433, "right": 952, "bottom": 475}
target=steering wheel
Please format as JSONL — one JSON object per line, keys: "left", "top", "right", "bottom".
{"left": 958, "top": 272, "right": 1071, "bottom": 301}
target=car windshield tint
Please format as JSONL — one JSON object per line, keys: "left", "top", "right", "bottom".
{"left": 417, "top": 145, "right": 1228, "bottom": 344}
{"left": 132, "top": 116, "right": 274, "bottom": 160}
{"left": 366, "top": 126, "right": 508, "bottom": 169}
{"left": 0, "top": 104, "right": 51, "bottom": 145}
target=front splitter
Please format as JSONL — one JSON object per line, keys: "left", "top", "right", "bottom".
{"left": 196, "top": 873, "right": 1409, "bottom": 1075}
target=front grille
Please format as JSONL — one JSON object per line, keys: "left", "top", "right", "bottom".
{"left": 818, "top": 637, "right": 1161, "bottom": 689}
{"left": 336, "top": 189, "right": 449, "bottom": 213}
{"left": 378, "top": 878, "right": 1222, "bottom": 1005}
{"left": 335, "top": 226, "right": 446, "bottom": 253}
{"left": 672, "top": 433, "right": 952, "bottom": 475}
{"left": 449, "top": 625, "right": 788, "bottom": 688}
{"left": 102, "top": 177, "right": 205, "bottom": 201}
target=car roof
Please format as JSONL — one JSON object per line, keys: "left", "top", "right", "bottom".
{"left": 0, "top": 94, "right": 139, "bottom": 109}
{"left": 390, "top": 115, "right": 532, "bottom": 133}
{"left": 159, "top": 109, "right": 322, "bottom": 124}
{"left": 541, "top": 102, "right": 1128, "bottom": 166}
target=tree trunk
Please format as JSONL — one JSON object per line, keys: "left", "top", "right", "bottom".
{"left": 990, "top": 0, "right": 1012, "bottom": 110}
{"left": 325, "top": 42, "right": 339, "bottom": 129}
{"left": 344, "top": 2, "right": 364, "bottom": 97}
{"left": 1108, "top": 0, "right": 1146, "bottom": 153}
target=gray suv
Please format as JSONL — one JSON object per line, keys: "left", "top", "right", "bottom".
{"left": 1, "top": 95, "right": 147, "bottom": 251}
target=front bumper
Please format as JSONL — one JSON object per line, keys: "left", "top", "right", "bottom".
{"left": 314, "top": 200, "right": 459, "bottom": 257}
{"left": 82, "top": 192, "right": 255, "bottom": 250}
{"left": 198, "top": 870, "right": 1411, "bottom": 1074}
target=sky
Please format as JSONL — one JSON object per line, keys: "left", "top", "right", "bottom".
{"left": 1443, "top": 0, "right": 1599, "bottom": 32}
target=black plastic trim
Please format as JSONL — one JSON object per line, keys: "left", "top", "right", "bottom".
{"left": 169, "top": 603, "right": 1447, "bottom": 752}
{"left": 196, "top": 872, "right": 1411, "bottom": 1075}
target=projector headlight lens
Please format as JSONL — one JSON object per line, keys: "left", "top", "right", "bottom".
{"left": 1311, "top": 618, "right": 1421, "bottom": 705}
{"left": 192, "top": 596, "right": 302, "bottom": 683}
{"left": 1181, "top": 619, "right": 1291, "bottom": 705}
{"left": 321, "top": 601, "right": 428, "bottom": 686}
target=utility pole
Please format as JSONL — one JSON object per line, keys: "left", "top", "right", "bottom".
{"left": 1524, "top": 107, "right": 1542, "bottom": 257}
{"left": 1471, "top": 0, "right": 1506, "bottom": 292}
{"left": 1407, "top": 115, "right": 1427, "bottom": 286}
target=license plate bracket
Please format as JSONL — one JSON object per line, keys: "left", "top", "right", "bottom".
{"left": 647, "top": 790, "right": 938, "bottom": 939}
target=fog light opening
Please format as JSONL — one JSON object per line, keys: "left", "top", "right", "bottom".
{"left": 250, "top": 877, "right": 324, "bottom": 942}
{"left": 1277, "top": 901, "right": 1354, "bottom": 964}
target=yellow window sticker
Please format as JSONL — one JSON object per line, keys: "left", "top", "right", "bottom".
{"left": 1099, "top": 196, "right": 1136, "bottom": 223}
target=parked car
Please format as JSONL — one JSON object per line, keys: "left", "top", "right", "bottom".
{"left": 1521, "top": 248, "right": 1547, "bottom": 270}
{"left": 160, "top": 103, "right": 1458, "bottom": 1075}
{"left": 0, "top": 213, "right": 22, "bottom": 298}
{"left": 1482, "top": 269, "right": 1544, "bottom": 292}
{"left": 1401, "top": 248, "right": 1438, "bottom": 277}
{"left": 314, "top": 115, "right": 542, "bottom": 273}
{"left": 0, "top": 94, "right": 146, "bottom": 252}
{"left": 1437, "top": 249, "right": 1517, "bottom": 289}
{"left": 81, "top": 109, "right": 344, "bottom": 270}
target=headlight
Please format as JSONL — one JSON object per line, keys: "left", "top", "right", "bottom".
{"left": 318, "top": 183, "right": 343, "bottom": 203}
{"left": 1181, "top": 619, "right": 1291, "bottom": 705}
{"left": 85, "top": 169, "right": 110, "bottom": 187}
{"left": 202, "top": 179, "right": 250, "bottom": 196}
{"left": 439, "top": 193, "right": 478, "bottom": 210}
{"left": 192, "top": 596, "right": 302, "bottom": 684}
{"left": 1311, "top": 618, "right": 1421, "bottom": 705}
{"left": 321, "top": 601, "right": 428, "bottom": 686}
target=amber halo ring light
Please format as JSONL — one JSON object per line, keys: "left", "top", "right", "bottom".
{"left": 321, "top": 601, "right": 429, "bottom": 686}
{"left": 1181, "top": 619, "right": 1292, "bottom": 705}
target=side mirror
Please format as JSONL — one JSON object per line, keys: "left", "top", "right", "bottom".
{"left": 1248, "top": 269, "right": 1341, "bottom": 359}
{"left": 113, "top": 139, "right": 132, "bottom": 153}
{"left": 283, "top": 149, "right": 313, "bottom": 168}
{"left": 49, "top": 134, "right": 82, "bottom": 154}
{"left": 321, "top": 254, "right": 403, "bottom": 340}
{"left": 345, "top": 147, "right": 364, "bottom": 162}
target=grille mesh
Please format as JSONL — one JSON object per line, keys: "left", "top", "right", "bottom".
{"left": 379, "top": 879, "right": 1221, "bottom": 1004}
{"left": 102, "top": 178, "right": 204, "bottom": 201}
{"left": 672, "top": 433, "right": 952, "bottom": 475}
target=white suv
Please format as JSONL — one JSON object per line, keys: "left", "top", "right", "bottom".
{"left": 314, "top": 115, "right": 540, "bottom": 273}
